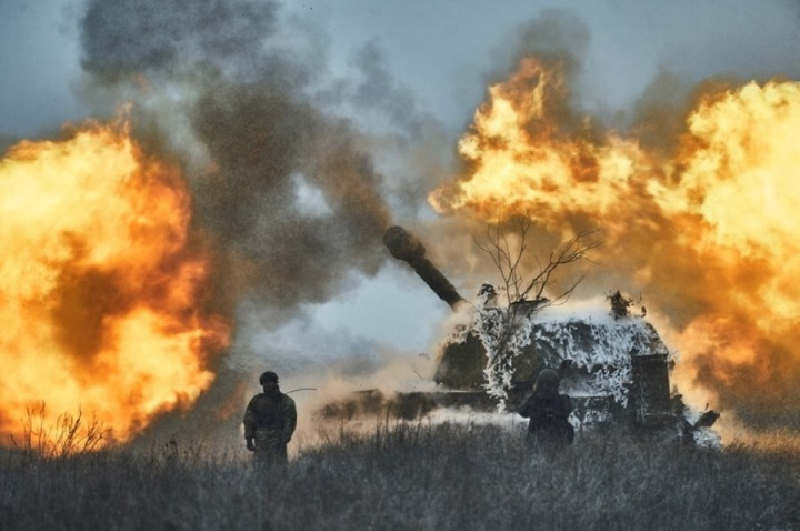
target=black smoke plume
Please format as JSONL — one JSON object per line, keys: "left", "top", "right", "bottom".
{"left": 78, "top": 0, "right": 400, "bottom": 441}
{"left": 79, "top": 0, "right": 394, "bottom": 319}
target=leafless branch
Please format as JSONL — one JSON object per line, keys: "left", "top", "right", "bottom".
{"left": 475, "top": 218, "right": 602, "bottom": 396}
{"left": 518, "top": 229, "right": 601, "bottom": 305}
{"left": 476, "top": 216, "right": 601, "bottom": 310}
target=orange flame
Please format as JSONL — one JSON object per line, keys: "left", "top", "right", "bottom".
{"left": 431, "top": 58, "right": 800, "bottom": 426}
{"left": 430, "top": 58, "right": 645, "bottom": 223}
{"left": 0, "top": 119, "right": 230, "bottom": 445}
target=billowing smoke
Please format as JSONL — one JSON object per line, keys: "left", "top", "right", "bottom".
{"left": 80, "top": 0, "right": 282, "bottom": 82}
{"left": 189, "top": 84, "right": 391, "bottom": 312}
{"left": 74, "top": 0, "right": 403, "bottom": 442}
{"left": 79, "top": 0, "right": 391, "bottom": 314}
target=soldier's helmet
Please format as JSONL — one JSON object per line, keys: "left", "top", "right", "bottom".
{"left": 259, "top": 371, "right": 279, "bottom": 384}
{"left": 536, "top": 369, "right": 560, "bottom": 394}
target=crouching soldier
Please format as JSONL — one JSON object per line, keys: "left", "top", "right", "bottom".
{"left": 518, "top": 369, "right": 574, "bottom": 453}
{"left": 243, "top": 371, "right": 297, "bottom": 465}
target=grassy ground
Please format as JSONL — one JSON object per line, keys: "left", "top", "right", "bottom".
{"left": 1, "top": 422, "right": 799, "bottom": 530}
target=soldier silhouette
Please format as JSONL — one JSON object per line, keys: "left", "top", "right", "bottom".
{"left": 518, "top": 369, "right": 574, "bottom": 453}
{"left": 243, "top": 371, "right": 297, "bottom": 465}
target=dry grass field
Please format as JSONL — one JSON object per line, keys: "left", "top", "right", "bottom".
{"left": 2, "top": 422, "right": 800, "bottom": 530}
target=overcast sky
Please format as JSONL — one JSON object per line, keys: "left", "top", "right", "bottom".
{"left": 4, "top": 0, "right": 800, "bottom": 138}
{"left": 3, "top": 0, "right": 800, "bottom": 376}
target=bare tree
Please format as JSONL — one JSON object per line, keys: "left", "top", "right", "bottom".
{"left": 472, "top": 215, "right": 601, "bottom": 404}
{"left": 474, "top": 216, "right": 600, "bottom": 309}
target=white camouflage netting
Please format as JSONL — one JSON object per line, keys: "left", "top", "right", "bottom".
{"left": 448, "top": 296, "right": 674, "bottom": 410}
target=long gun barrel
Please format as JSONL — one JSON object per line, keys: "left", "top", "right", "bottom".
{"left": 383, "top": 226, "right": 465, "bottom": 310}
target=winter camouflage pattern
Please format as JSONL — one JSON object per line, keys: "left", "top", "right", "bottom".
{"left": 243, "top": 392, "right": 297, "bottom": 464}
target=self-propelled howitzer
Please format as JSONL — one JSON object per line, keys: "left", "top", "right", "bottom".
{"left": 321, "top": 226, "right": 719, "bottom": 445}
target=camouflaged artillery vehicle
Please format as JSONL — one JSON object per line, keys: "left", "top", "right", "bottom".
{"left": 320, "top": 226, "right": 719, "bottom": 445}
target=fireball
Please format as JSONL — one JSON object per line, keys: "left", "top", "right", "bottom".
{"left": 431, "top": 58, "right": 800, "bottom": 428}
{"left": 0, "top": 120, "right": 230, "bottom": 445}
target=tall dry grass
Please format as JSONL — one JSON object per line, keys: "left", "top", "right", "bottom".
{"left": 1, "top": 421, "right": 799, "bottom": 530}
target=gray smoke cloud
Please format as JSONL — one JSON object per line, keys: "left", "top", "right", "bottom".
{"left": 78, "top": 0, "right": 398, "bottom": 319}
{"left": 76, "top": 0, "right": 417, "bottom": 442}
{"left": 188, "top": 82, "right": 391, "bottom": 313}
{"left": 80, "top": 0, "right": 280, "bottom": 81}
{"left": 346, "top": 40, "right": 425, "bottom": 136}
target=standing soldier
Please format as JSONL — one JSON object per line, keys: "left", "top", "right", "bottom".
{"left": 518, "top": 369, "right": 574, "bottom": 453}
{"left": 243, "top": 371, "right": 297, "bottom": 464}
